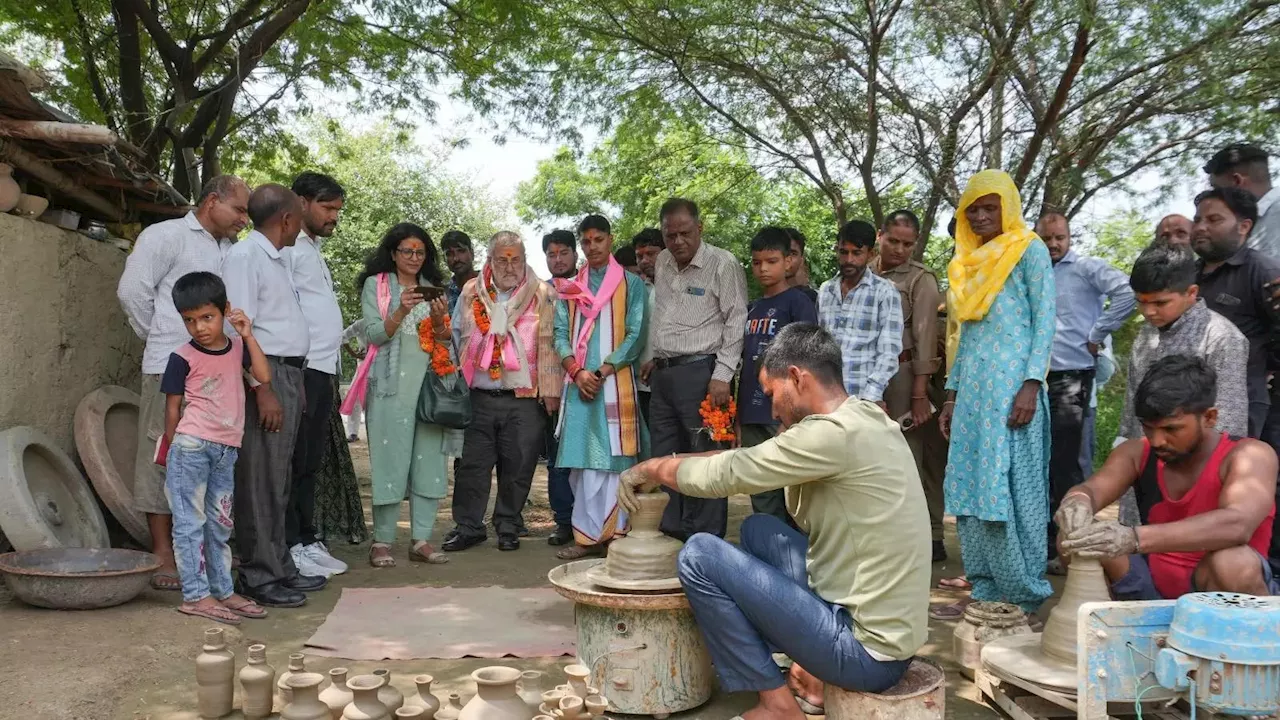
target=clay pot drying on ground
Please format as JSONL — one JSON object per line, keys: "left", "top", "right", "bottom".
{"left": 320, "top": 667, "right": 355, "bottom": 719}
{"left": 240, "top": 643, "right": 276, "bottom": 719}
{"left": 435, "top": 693, "right": 464, "bottom": 720}
{"left": 196, "top": 627, "right": 235, "bottom": 719}
{"left": 0, "top": 163, "right": 18, "bottom": 213}
{"left": 373, "top": 669, "right": 404, "bottom": 712}
{"left": 278, "top": 653, "right": 309, "bottom": 705}
{"left": 562, "top": 665, "right": 591, "bottom": 699}
{"left": 518, "top": 670, "right": 544, "bottom": 710}
{"left": 342, "top": 674, "right": 390, "bottom": 720}
{"left": 404, "top": 674, "right": 440, "bottom": 718}
{"left": 584, "top": 695, "right": 608, "bottom": 717}
{"left": 459, "top": 666, "right": 533, "bottom": 720}
{"left": 540, "top": 689, "right": 567, "bottom": 715}
{"left": 283, "top": 673, "right": 331, "bottom": 720}
{"left": 395, "top": 707, "right": 428, "bottom": 720}
{"left": 557, "top": 696, "right": 586, "bottom": 720}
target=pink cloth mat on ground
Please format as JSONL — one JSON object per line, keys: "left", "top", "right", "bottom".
{"left": 304, "top": 586, "right": 577, "bottom": 660}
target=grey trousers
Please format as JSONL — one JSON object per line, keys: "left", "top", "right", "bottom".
{"left": 451, "top": 390, "right": 545, "bottom": 538}
{"left": 649, "top": 359, "right": 728, "bottom": 539}
{"left": 234, "top": 360, "right": 304, "bottom": 589}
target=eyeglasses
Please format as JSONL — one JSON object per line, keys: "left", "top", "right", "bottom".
{"left": 396, "top": 248, "right": 428, "bottom": 259}
{"left": 491, "top": 256, "right": 524, "bottom": 268}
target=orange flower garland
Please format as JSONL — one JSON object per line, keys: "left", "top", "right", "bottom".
{"left": 472, "top": 288, "right": 503, "bottom": 380}
{"left": 699, "top": 395, "right": 737, "bottom": 443}
{"left": 418, "top": 315, "right": 456, "bottom": 376}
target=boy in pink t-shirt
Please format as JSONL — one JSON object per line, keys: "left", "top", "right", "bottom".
{"left": 160, "top": 271, "right": 271, "bottom": 624}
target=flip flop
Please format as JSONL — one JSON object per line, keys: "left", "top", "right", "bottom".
{"left": 793, "top": 693, "right": 825, "bottom": 715}
{"left": 150, "top": 571, "right": 181, "bottom": 591}
{"left": 221, "top": 596, "right": 268, "bottom": 619}
{"left": 937, "top": 575, "right": 972, "bottom": 590}
{"left": 177, "top": 602, "right": 241, "bottom": 626}
{"left": 929, "top": 597, "right": 974, "bottom": 621}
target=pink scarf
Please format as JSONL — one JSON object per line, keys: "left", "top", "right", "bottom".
{"left": 339, "top": 273, "right": 390, "bottom": 415}
{"left": 554, "top": 258, "right": 625, "bottom": 369}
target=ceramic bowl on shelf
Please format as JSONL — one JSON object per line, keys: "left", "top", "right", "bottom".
{"left": 12, "top": 194, "right": 49, "bottom": 217}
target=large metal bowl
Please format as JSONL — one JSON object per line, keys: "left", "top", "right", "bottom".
{"left": 0, "top": 548, "right": 160, "bottom": 609}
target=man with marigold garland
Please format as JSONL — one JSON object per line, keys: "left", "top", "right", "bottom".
{"left": 444, "top": 231, "right": 561, "bottom": 553}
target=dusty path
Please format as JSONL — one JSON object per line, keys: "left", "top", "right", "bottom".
{"left": 0, "top": 440, "right": 1008, "bottom": 719}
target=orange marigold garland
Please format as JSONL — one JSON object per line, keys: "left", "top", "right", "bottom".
{"left": 418, "top": 315, "right": 456, "bottom": 376}
{"left": 699, "top": 395, "right": 737, "bottom": 443}
{"left": 472, "top": 288, "right": 503, "bottom": 380}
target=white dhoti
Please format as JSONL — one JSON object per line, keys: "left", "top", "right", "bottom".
{"left": 570, "top": 469, "right": 629, "bottom": 545}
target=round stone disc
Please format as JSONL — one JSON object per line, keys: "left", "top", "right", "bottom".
{"left": 586, "top": 565, "right": 683, "bottom": 592}
{"left": 74, "top": 386, "right": 150, "bottom": 546}
{"left": 0, "top": 426, "right": 110, "bottom": 550}
{"left": 981, "top": 632, "right": 1077, "bottom": 692}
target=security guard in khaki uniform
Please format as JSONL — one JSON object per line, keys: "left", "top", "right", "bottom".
{"left": 873, "top": 210, "right": 949, "bottom": 562}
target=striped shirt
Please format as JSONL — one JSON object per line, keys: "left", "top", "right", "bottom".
{"left": 650, "top": 242, "right": 749, "bottom": 383}
{"left": 818, "top": 271, "right": 903, "bottom": 402}
{"left": 116, "top": 212, "right": 235, "bottom": 374}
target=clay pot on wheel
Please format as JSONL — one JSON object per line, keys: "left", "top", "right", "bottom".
{"left": 435, "top": 693, "right": 464, "bottom": 720}
{"left": 373, "top": 669, "right": 404, "bottom": 712}
{"left": 597, "top": 493, "right": 683, "bottom": 585}
{"left": 459, "top": 666, "right": 533, "bottom": 720}
{"left": 0, "top": 163, "right": 18, "bottom": 213}
{"left": 320, "top": 667, "right": 355, "bottom": 719}
{"left": 283, "top": 673, "right": 331, "bottom": 720}
{"left": 342, "top": 674, "right": 390, "bottom": 720}
{"left": 404, "top": 674, "right": 440, "bottom": 717}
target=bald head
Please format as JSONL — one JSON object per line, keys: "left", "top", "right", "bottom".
{"left": 248, "top": 183, "right": 303, "bottom": 248}
{"left": 1155, "top": 214, "right": 1193, "bottom": 248}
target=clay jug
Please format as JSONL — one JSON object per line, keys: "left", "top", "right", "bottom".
{"left": 1040, "top": 556, "right": 1109, "bottom": 664}
{"left": 404, "top": 674, "right": 440, "bottom": 718}
{"left": 278, "top": 653, "right": 308, "bottom": 705}
{"left": 240, "top": 643, "right": 276, "bottom": 719}
{"left": 283, "top": 673, "right": 331, "bottom": 720}
{"left": 435, "top": 693, "right": 464, "bottom": 720}
{"left": 373, "top": 669, "right": 405, "bottom": 712}
{"left": 196, "top": 627, "right": 235, "bottom": 719}
{"left": 601, "top": 493, "right": 683, "bottom": 581}
{"left": 459, "top": 666, "right": 532, "bottom": 720}
{"left": 0, "top": 164, "right": 18, "bottom": 213}
{"left": 562, "top": 665, "right": 591, "bottom": 699}
{"left": 320, "top": 667, "right": 355, "bottom": 719}
{"left": 518, "top": 670, "right": 544, "bottom": 711}
{"left": 583, "top": 695, "right": 607, "bottom": 718}
{"left": 395, "top": 707, "right": 428, "bottom": 720}
{"left": 342, "top": 674, "right": 390, "bottom": 720}
{"left": 558, "top": 696, "right": 586, "bottom": 720}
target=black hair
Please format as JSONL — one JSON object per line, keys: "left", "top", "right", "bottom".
{"left": 750, "top": 226, "right": 793, "bottom": 255}
{"left": 172, "top": 271, "right": 227, "bottom": 314}
{"left": 542, "top": 229, "right": 576, "bottom": 253}
{"left": 355, "top": 222, "right": 444, "bottom": 291}
{"left": 1134, "top": 354, "right": 1217, "bottom": 422}
{"left": 837, "top": 219, "right": 877, "bottom": 249}
{"left": 291, "top": 172, "right": 345, "bottom": 202}
{"left": 1194, "top": 187, "right": 1259, "bottom": 226}
{"left": 631, "top": 227, "right": 665, "bottom": 250}
{"left": 659, "top": 197, "right": 700, "bottom": 222}
{"left": 1130, "top": 243, "right": 1198, "bottom": 294}
{"left": 613, "top": 245, "right": 637, "bottom": 266}
{"left": 883, "top": 210, "right": 921, "bottom": 234}
{"left": 782, "top": 227, "right": 807, "bottom": 253}
{"left": 247, "top": 183, "right": 297, "bottom": 227}
{"left": 947, "top": 215, "right": 957, "bottom": 239}
{"left": 1203, "top": 143, "right": 1270, "bottom": 182}
{"left": 196, "top": 175, "right": 245, "bottom": 207}
{"left": 760, "top": 323, "right": 844, "bottom": 389}
{"left": 440, "top": 230, "right": 472, "bottom": 252}
{"left": 578, "top": 214, "right": 612, "bottom": 235}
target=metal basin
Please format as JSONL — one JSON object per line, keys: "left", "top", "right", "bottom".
{"left": 0, "top": 548, "right": 160, "bottom": 609}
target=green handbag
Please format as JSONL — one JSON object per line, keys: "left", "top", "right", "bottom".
{"left": 417, "top": 370, "right": 472, "bottom": 429}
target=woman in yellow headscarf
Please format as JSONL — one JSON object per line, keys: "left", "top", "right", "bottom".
{"left": 934, "top": 170, "right": 1055, "bottom": 618}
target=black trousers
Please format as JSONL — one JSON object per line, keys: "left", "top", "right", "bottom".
{"left": 451, "top": 390, "right": 545, "bottom": 538}
{"left": 1046, "top": 368, "right": 1094, "bottom": 556}
{"left": 287, "top": 368, "right": 334, "bottom": 549}
{"left": 234, "top": 360, "right": 304, "bottom": 589}
{"left": 649, "top": 358, "right": 728, "bottom": 540}
{"left": 1258, "top": 390, "right": 1280, "bottom": 575}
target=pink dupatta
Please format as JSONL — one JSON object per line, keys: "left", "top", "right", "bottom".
{"left": 339, "top": 272, "right": 391, "bottom": 414}
{"left": 553, "top": 257, "right": 625, "bottom": 371}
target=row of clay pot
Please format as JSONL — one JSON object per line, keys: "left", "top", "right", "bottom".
{"left": 277, "top": 653, "right": 442, "bottom": 719}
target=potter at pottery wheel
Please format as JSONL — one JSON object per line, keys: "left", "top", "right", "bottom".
{"left": 586, "top": 566, "right": 683, "bottom": 592}
{"left": 588, "top": 492, "right": 684, "bottom": 591}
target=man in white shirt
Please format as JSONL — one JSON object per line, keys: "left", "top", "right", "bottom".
{"left": 282, "top": 172, "right": 349, "bottom": 579}
{"left": 222, "top": 184, "right": 321, "bottom": 609}
{"left": 1205, "top": 143, "right": 1279, "bottom": 258}
{"left": 116, "top": 175, "right": 247, "bottom": 591}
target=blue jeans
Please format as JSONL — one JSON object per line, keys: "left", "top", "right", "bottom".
{"left": 165, "top": 433, "right": 238, "bottom": 604}
{"left": 677, "top": 514, "right": 910, "bottom": 693}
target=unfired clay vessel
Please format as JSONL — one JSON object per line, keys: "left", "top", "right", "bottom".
{"left": 584, "top": 695, "right": 608, "bottom": 717}
{"left": 518, "top": 670, "right": 544, "bottom": 710}
{"left": 283, "top": 673, "right": 331, "bottom": 720}
{"left": 342, "top": 674, "right": 390, "bottom": 720}
{"left": 435, "top": 693, "right": 464, "bottom": 720}
{"left": 395, "top": 707, "right": 428, "bottom": 720}
{"left": 952, "top": 601, "right": 1031, "bottom": 671}
{"left": 1040, "top": 556, "right": 1110, "bottom": 664}
{"left": 196, "top": 627, "right": 235, "bottom": 719}
{"left": 558, "top": 696, "right": 586, "bottom": 720}
{"left": 0, "top": 164, "right": 18, "bottom": 213}
{"left": 240, "top": 643, "right": 276, "bottom": 719}
{"left": 404, "top": 674, "right": 440, "bottom": 718}
{"left": 459, "top": 666, "right": 533, "bottom": 720}
{"left": 278, "top": 653, "right": 308, "bottom": 705}
{"left": 563, "top": 665, "right": 591, "bottom": 699}
{"left": 540, "top": 689, "right": 567, "bottom": 715}
{"left": 320, "top": 667, "right": 355, "bottom": 719}
{"left": 374, "top": 669, "right": 405, "bottom": 712}
{"left": 600, "top": 493, "right": 683, "bottom": 581}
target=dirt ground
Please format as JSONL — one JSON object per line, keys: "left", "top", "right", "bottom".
{"left": 0, "top": 437, "right": 1047, "bottom": 720}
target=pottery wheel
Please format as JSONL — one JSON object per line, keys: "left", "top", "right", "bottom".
{"left": 74, "top": 386, "right": 150, "bottom": 546}
{"left": 981, "top": 632, "right": 1077, "bottom": 693}
{"left": 0, "top": 426, "right": 110, "bottom": 550}
{"left": 586, "top": 565, "right": 683, "bottom": 592}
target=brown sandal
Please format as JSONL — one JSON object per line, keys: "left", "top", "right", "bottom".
{"left": 369, "top": 543, "right": 396, "bottom": 568}
{"left": 409, "top": 542, "right": 449, "bottom": 564}
{"left": 221, "top": 594, "right": 268, "bottom": 618}
{"left": 178, "top": 601, "right": 241, "bottom": 625}
{"left": 556, "top": 544, "right": 604, "bottom": 561}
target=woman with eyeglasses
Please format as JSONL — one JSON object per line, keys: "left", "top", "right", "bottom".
{"left": 345, "top": 223, "right": 453, "bottom": 568}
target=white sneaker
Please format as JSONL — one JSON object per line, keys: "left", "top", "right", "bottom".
{"left": 291, "top": 543, "right": 337, "bottom": 578}
{"left": 302, "top": 541, "right": 348, "bottom": 574}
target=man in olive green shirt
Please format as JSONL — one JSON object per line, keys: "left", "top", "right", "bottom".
{"left": 620, "top": 323, "right": 931, "bottom": 719}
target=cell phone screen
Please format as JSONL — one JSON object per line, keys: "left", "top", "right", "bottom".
{"left": 412, "top": 286, "right": 444, "bottom": 300}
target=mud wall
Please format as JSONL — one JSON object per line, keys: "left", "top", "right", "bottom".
{"left": 0, "top": 212, "right": 142, "bottom": 456}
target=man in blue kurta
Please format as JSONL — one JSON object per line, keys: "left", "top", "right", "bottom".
{"left": 553, "top": 215, "right": 649, "bottom": 559}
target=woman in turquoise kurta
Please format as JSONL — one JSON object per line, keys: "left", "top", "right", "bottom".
{"left": 938, "top": 171, "right": 1055, "bottom": 613}
{"left": 351, "top": 223, "right": 451, "bottom": 568}
{"left": 553, "top": 216, "right": 649, "bottom": 559}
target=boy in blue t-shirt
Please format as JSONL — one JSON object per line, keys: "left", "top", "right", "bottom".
{"left": 739, "top": 227, "right": 819, "bottom": 527}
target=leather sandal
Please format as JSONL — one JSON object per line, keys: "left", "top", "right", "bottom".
{"left": 369, "top": 543, "right": 396, "bottom": 568}
{"left": 409, "top": 542, "right": 449, "bottom": 564}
